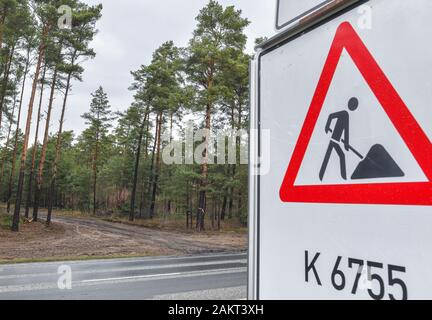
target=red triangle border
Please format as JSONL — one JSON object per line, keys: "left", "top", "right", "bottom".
{"left": 279, "top": 22, "right": 432, "bottom": 206}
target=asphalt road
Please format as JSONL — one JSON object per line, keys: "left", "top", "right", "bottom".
{"left": 0, "top": 252, "right": 247, "bottom": 300}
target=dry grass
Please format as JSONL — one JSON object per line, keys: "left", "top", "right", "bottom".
{"left": 0, "top": 214, "right": 174, "bottom": 263}
{"left": 103, "top": 214, "right": 247, "bottom": 234}
{"left": 45, "top": 206, "right": 247, "bottom": 234}
{"left": 0, "top": 215, "right": 65, "bottom": 238}
{"left": 2, "top": 205, "right": 248, "bottom": 235}
{"left": 0, "top": 210, "right": 247, "bottom": 264}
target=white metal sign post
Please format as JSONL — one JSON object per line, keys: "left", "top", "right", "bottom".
{"left": 249, "top": 0, "right": 432, "bottom": 300}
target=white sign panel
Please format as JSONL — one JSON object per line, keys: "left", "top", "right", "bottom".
{"left": 256, "top": 0, "right": 432, "bottom": 300}
{"left": 276, "top": 0, "right": 331, "bottom": 30}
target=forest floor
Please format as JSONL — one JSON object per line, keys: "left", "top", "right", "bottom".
{"left": 0, "top": 210, "right": 247, "bottom": 264}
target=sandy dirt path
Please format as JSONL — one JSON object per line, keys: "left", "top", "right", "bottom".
{"left": 0, "top": 212, "right": 247, "bottom": 262}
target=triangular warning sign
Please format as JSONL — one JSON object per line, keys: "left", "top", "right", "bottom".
{"left": 279, "top": 22, "right": 432, "bottom": 206}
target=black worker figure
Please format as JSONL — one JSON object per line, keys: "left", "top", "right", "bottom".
{"left": 319, "top": 97, "right": 359, "bottom": 181}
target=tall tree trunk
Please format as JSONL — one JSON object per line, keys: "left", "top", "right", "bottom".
{"left": 146, "top": 116, "right": 158, "bottom": 218}
{"left": 47, "top": 64, "right": 74, "bottom": 225}
{"left": 144, "top": 119, "right": 150, "bottom": 159}
{"left": 33, "top": 65, "right": 58, "bottom": 222}
{"left": 11, "top": 25, "right": 49, "bottom": 232}
{"left": 228, "top": 164, "right": 236, "bottom": 219}
{"left": 196, "top": 64, "right": 214, "bottom": 231}
{"left": 129, "top": 112, "right": 148, "bottom": 221}
{"left": 217, "top": 199, "right": 221, "bottom": 231}
{"left": 138, "top": 182, "right": 145, "bottom": 218}
{"left": 25, "top": 63, "right": 46, "bottom": 219}
{"left": 0, "top": 93, "right": 17, "bottom": 196}
{"left": 236, "top": 100, "right": 243, "bottom": 220}
{"left": 92, "top": 131, "right": 99, "bottom": 215}
{"left": 138, "top": 120, "right": 149, "bottom": 219}
{"left": 166, "top": 112, "right": 174, "bottom": 215}
{"left": 149, "top": 113, "right": 162, "bottom": 219}
{"left": 139, "top": 115, "right": 151, "bottom": 217}
{"left": 0, "top": 44, "right": 15, "bottom": 130}
{"left": 228, "top": 104, "right": 237, "bottom": 220}
{"left": 5, "top": 48, "right": 30, "bottom": 211}
{"left": 220, "top": 162, "right": 231, "bottom": 221}
{"left": 197, "top": 102, "right": 211, "bottom": 231}
{"left": 221, "top": 195, "right": 227, "bottom": 221}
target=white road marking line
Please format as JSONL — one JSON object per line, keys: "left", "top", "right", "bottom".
{"left": 0, "top": 267, "right": 247, "bottom": 294}
{"left": 81, "top": 272, "right": 182, "bottom": 283}
{"left": 0, "top": 259, "right": 247, "bottom": 280}
{"left": 0, "top": 253, "right": 247, "bottom": 269}
{"left": 79, "top": 267, "right": 246, "bottom": 284}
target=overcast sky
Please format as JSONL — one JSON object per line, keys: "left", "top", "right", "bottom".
{"left": 22, "top": 0, "right": 277, "bottom": 141}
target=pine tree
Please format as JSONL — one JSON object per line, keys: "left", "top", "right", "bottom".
{"left": 46, "top": 2, "right": 102, "bottom": 224}
{"left": 32, "top": 40, "right": 63, "bottom": 221}
{"left": 219, "top": 51, "right": 249, "bottom": 220}
{"left": 4, "top": 15, "right": 37, "bottom": 213}
{"left": 81, "top": 86, "right": 114, "bottom": 215}
{"left": 115, "top": 103, "right": 149, "bottom": 221}
{"left": 185, "top": 0, "right": 249, "bottom": 231}
{"left": 0, "top": 0, "right": 32, "bottom": 132}
{"left": 132, "top": 42, "right": 184, "bottom": 220}
{"left": 11, "top": 0, "right": 54, "bottom": 231}
{"left": 24, "top": 63, "right": 46, "bottom": 219}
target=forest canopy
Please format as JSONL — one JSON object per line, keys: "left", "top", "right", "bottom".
{"left": 0, "top": 0, "right": 251, "bottom": 232}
